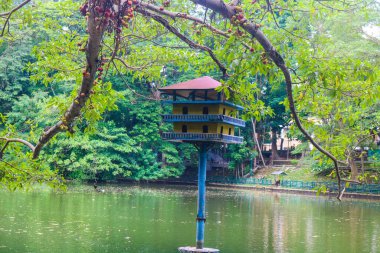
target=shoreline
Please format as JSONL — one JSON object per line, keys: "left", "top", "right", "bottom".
{"left": 34, "top": 179, "right": 380, "bottom": 201}
{"left": 147, "top": 180, "right": 380, "bottom": 200}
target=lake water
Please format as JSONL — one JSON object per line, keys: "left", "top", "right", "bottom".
{"left": 0, "top": 184, "right": 380, "bottom": 253}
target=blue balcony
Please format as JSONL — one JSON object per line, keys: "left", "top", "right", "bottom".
{"left": 161, "top": 132, "right": 243, "bottom": 144}
{"left": 162, "top": 114, "right": 245, "bottom": 127}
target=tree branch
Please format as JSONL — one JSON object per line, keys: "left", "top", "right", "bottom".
{"left": 139, "top": 2, "right": 230, "bottom": 38}
{"left": 111, "top": 60, "right": 159, "bottom": 101}
{"left": 113, "top": 56, "right": 157, "bottom": 70}
{"left": 138, "top": 1, "right": 253, "bottom": 50}
{"left": 0, "top": 137, "right": 35, "bottom": 159}
{"left": 32, "top": 0, "right": 105, "bottom": 159}
{"left": 265, "top": 0, "right": 309, "bottom": 40}
{"left": 124, "top": 34, "right": 189, "bottom": 49}
{"left": 137, "top": 8, "right": 227, "bottom": 77}
{"left": 0, "top": 0, "right": 32, "bottom": 37}
{"left": 230, "top": 0, "right": 241, "bottom": 7}
{"left": 0, "top": 159, "right": 34, "bottom": 177}
{"left": 0, "top": 137, "right": 35, "bottom": 151}
{"left": 193, "top": 0, "right": 345, "bottom": 200}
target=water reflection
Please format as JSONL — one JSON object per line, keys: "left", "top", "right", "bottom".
{"left": 0, "top": 185, "right": 380, "bottom": 253}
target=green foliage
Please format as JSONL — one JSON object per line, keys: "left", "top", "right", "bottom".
{"left": 310, "top": 155, "right": 334, "bottom": 173}
{"left": 0, "top": 0, "right": 13, "bottom": 11}
{"left": 273, "top": 0, "right": 380, "bottom": 175}
{"left": 0, "top": 152, "right": 65, "bottom": 191}
{"left": 225, "top": 122, "right": 257, "bottom": 171}
{"left": 358, "top": 172, "right": 380, "bottom": 184}
{"left": 0, "top": 33, "right": 36, "bottom": 113}
{"left": 46, "top": 121, "right": 136, "bottom": 180}
{"left": 45, "top": 94, "right": 188, "bottom": 181}
{"left": 0, "top": 117, "right": 65, "bottom": 191}
{"left": 316, "top": 184, "right": 328, "bottom": 196}
{"left": 35, "top": 71, "right": 192, "bottom": 181}
{"left": 1, "top": 0, "right": 380, "bottom": 188}
{"left": 290, "top": 142, "right": 309, "bottom": 155}
{"left": 226, "top": 140, "right": 256, "bottom": 170}
{"left": 1, "top": 0, "right": 194, "bottom": 186}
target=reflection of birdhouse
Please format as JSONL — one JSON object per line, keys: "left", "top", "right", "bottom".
{"left": 159, "top": 76, "right": 244, "bottom": 144}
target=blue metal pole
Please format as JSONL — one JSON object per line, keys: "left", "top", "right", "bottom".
{"left": 196, "top": 143, "right": 207, "bottom": 249}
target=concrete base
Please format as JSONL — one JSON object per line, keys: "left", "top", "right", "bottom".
{"left": 178, "top": 246, "right": 220, "bottom": 253}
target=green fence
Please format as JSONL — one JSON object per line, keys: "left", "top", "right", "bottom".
{"left": 209, "top": 177, "right": 274, "bottom": 186}
{"left": 206, "top": 177, "right": 380, "bottom": 194}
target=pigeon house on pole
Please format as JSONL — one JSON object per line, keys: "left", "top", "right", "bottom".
{"left": 159, "top": 76, "right": 245, "bottom": 252}
{"left": 160, "top": 76, "right": 245, "bottom": 144}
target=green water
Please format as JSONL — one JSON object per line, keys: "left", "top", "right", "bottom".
{"left": 1, "top": 185, "right": 380, "bottom": 253}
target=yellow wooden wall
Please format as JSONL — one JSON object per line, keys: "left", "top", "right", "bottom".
{"left": 173, "top": 122, "right": 235, "bottom": 135}
{"left": 217, "top": 105, "right": 236, "bottom": 117}
{"left": 174, "top": 122, "right": 218, "bottom": 133}
{"left": 217, "top": 123, "right": 235, "bottom": 135}
{"left": 171, "top": 103, "right": 238, "bottom": 136}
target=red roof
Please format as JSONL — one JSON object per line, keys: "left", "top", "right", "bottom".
{"left": 159, "top": 76, "right": 221, "bottom": 90}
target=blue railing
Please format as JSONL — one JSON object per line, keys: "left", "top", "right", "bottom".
{"left": 162, "top": 114, "right": 245, "bottom": 127}
{"left": 222, "top": 135, "right": 244, "bottom": 143}
{"left": 161, "top": 132, "right": 243, "bottom": 144}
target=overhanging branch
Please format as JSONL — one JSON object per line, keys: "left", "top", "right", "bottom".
{"left": 139, "top": 1, "right": 252, "bottom": 50}
{"left": 32, "top": 0, "right": 105, "bottom": 158}
{"left": 0, "top": 0, "right": 32, "bottom": 36}
{"left": 137, "top": 8, "right": 227, "bottom": 76}
{"left": 140, "top": 2, "right": 229, "bottom": 38}
{"left": 192, "top": 0, "right": 346, "bottom": 200}
{"left": 0, "top": 137, "right": 35, "bottom": 159}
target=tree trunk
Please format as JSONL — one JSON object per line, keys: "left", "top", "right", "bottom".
{"left": 261, "top": 126, "right": 266, "bottom": 151}
{"left": 33, "top": 0, "right": 105, "bottom": 158}
{"left": 251, "top": 119, "right": 266, "bottom": 167}
{"left": 161, "top": 152, "right": 166, "bottom": 169}
{"left": 271, "top": 128, "right": 280, "bottom": 161}
{"left": 361, "top": 152, "right": 365, "bottom": 175}
{"left": 349, "top": 157, "right": 358, "bottom": 181}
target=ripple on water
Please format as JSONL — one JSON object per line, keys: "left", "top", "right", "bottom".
{"left": 1, "top": 185, "right": 380, "bottom": 253}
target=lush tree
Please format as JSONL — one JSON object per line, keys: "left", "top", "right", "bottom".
{"left": 1, "top": 0, "right": 379, "bottom": 200}
{"left": 289, "top": 5, "right": 380, "bottom": 182}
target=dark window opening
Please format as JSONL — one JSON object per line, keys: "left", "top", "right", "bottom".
{"left": 182, "top": 125, "right": 188, "bottom": 133}
{"left": 182, "top": 106, "right": 188, "bottom": 114}
{"left": 223, "top": 108, "right": 226, "bottom": 115}
{"left": 228, "top": 128, "right": 232, "bottom": 135}
{"left": 220, "top": 126, "right": 224, "bottom": 134}
{"left": 202, "top": 107, "right": 209, "bottom": 115}
{"left": 203, "top": 125, "right": 209, "bottom": 133}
